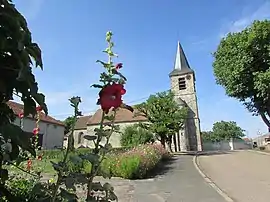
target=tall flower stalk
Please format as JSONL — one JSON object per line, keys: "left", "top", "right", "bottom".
{"left": 84, "top": 31, "right": 133, "bottom": 201}
{"left": 51, "top": 96, "right": 81, "bottom": 201}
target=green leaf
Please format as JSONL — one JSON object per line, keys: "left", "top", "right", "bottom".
{"left": 64, "top": 177, "right": 76, "bottom": 191}
{"left": 92, "top": 182, "right": 104, "bottom": 191}
{"left": 79, "top": 153, "right": 99, "bottom": 164}
{"left": 22, "top": 97, "right": 36, "bottom": 117}
{"left": 91, "top": 84, "right": 103, "bottom": 88}
{"left": 59, "top": 188, "right": 78, "bottom": 201}
{"left": 96, "top": 129, "right": 111, "bottom": 137}
{"left": 33, "top": 93, "right": 48, "bottom": 115}
{"left": 112, "top": 69, "right": 127, "bottom": 81}
{"left": 96, "top": 60, "right": 113, "bottom": 69}
{"left": 108, "top": 191, "right": 118, "bottom": 201}
{"left": 113, "top": 125, "right": 120, "bottom": 132}
{"left": 83, "top": 135, "right": 97, "bottom": 141}
{"left": 0, "top": 124, "right": 36, "bottom": 157}
{"left": 9, "top": 143, "right": 20, "bottom": 161}
{"left": 104, "top": 115, "right": 115, "bottom": 121}
{"left": 0, "top": 169, "right": 8, "bottom": 183}
{"left": 51, "top": 161, "right": 63, "bottom": 172}
{"left": 69, "top": 155, "right": 83, "bottom": 165}
{"left": 103, "top": 182, "right": 114, "bottom": 191}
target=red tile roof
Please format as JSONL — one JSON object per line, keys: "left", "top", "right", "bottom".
{"left": 7, "top": 101, "right": 64, "bottom": 126}
{"left": 87, "top": 108, "right": 147, "bottom": 126}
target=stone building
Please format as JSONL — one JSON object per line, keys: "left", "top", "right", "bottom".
{"left": 71, "top": 42, "right": 202, "bottom": 151}
{"left": 169, "top": 42, "right": 202, "bottom": 151}
{"left": 71, "top": 109, "right": 147, "bottom": 148}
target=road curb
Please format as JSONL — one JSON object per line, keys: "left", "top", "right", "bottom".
{"left": 247, "top": 149, "right": 270, "bottom": 156}
{"left": 193, "top": 155, "right": 235, "bottom": 202}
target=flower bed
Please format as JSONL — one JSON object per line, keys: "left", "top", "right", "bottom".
{"left": 100, "top": 143, "right": 171, "bottom": 179}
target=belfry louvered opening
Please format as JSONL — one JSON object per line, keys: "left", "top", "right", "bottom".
{"left": 178, "top": 77, "right": 186, "bottom": 90}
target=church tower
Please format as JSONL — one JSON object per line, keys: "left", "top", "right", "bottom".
{"left": 169, "top": 42, "right": 202, "bottom": 151}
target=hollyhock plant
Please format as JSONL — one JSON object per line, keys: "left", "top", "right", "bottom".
{"left": 49, "top": 32, "right": 130, "bottom": 202}
{"left": 81, "top": 31, "right": 133, "bottom": 201}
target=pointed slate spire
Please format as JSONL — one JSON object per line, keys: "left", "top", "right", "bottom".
{"left": 169, "top": 41, "right": 193, "bottom": 77}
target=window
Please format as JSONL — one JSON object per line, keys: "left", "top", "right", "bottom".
{"left": 78, "top": 132, "right": 84, "bottom": 144}
{"left": 178, "top": 77, "right": 186, "bottom": 90}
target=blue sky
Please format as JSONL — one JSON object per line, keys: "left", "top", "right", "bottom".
{"left": 13, "top": 0, "right": 270, "bottom": 137}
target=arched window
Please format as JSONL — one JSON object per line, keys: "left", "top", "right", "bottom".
{"left": 78, "top": 132, "right": 84, "bottom": 144}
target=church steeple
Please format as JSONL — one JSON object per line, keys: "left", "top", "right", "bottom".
{"left": 169, "top": 41, "right": 193, "bottom": 77}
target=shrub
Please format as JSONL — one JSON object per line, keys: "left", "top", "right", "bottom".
{"left": 120, "top": 124, "right": 154, "bottom": 147}
{"left": 4, "top": 176, "right": 37, "bottom": 200}
{"left": 102, "top": 143, "right": 170, "bottom": 179}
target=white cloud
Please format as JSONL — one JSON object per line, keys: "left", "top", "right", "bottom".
{"left": 220, "top": 1, "right": 270, "bottom": 38}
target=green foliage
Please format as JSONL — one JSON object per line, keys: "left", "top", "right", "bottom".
{"left": 202, "top": 121, "right": 245, "bottom": 142}
{"left": 0, "top": 0, "right": 47, "bottom": 115}
{"left": 213, "top": 20, "right": 270, "bottom": 128}
{"left": 120, "top": 124, "right": 154, "bottom": 147}
{"left": 4, "top": 176, "right": 36, "bottom": 200}
{"left": 63, "top": 116, "right": 74, "bottom": 134}
{"left": 136, "top": 91, "right": 188, "bottom": 148}
{"left": 201, "top": 131, "right": 214, "bottom": 142}
{"left": 101, "top": 144, "right": 170, "bottom": 179}
{"left": 0, "top": 1, "right": 48, "bottom": 200}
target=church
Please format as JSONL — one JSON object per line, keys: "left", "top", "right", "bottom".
{"left": 70, "top": 42, "right": 202, "bottom": 152}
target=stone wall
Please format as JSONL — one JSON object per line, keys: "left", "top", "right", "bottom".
{"left": 203, "top": 139, "right": 252, "bottom": 151}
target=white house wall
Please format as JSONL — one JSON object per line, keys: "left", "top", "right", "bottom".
{"left": 72, "top": 121, "right": 147, "bottom": 148}
{"left": 13, "top": 117, "right": 65, "bottom": 149}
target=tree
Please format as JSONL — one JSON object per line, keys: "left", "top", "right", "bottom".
{"left": 210, "top": 121, "right": 245, "bottom": 142}
{"left": 0, "top": 0, "right": 47, "bottom": 200}
{"left": 64, "top": 116, "right": 74, "bottom": 134}
{"left": 120, "top": 124, "right": 154, "bottom": 147}
{"left": 135, "top": 91, "right": 188, "bottom": 149}
{"left": 213, "top": 20, "right": 270, "bottom": 130}
{"left": 201, "top": 131, "right": 214, "bottom": 142}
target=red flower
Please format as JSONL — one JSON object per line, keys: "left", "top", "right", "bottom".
{"left": 32, "top": 127, "right": 40, "bottom": 135}
{"left": 27, "top": 159, "right": 32, "bottom": 171}
{"left": 36, "top": 106, "right": 42, "bottom": 112}
{"left": 18, "top": 112, "right": 24, "bottom": 118}
{"left": 37, "top": 155, "right": 42, "bottom": 161}
{"left": 98, "top": 83, "right": 126, "bottom": 113}
{"left": 115, "top": 63, "right": 123, "bottom": 70}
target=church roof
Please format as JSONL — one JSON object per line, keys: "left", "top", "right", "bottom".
{"left": 169, "top": 41, "right": 194, "bottom": 77}
{"left": 75, "top": 115, "right": 92, "bottom": 129}
{"left": 176, "top": 97, "right": 187, "bottom": 106}
{"left": 87, "top": 108, "right": 147, "bottom": 126}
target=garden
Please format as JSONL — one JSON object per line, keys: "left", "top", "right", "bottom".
{"left": 3, "top": 143, "right": 171, "bottom": 200}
